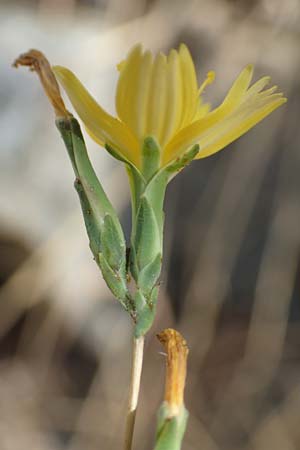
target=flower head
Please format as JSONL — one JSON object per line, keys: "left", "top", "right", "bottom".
{"left": 53, "top": 44, "right": 286, "bottom": 171}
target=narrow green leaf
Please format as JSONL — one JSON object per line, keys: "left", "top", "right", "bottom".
{"left": 101, "top": 214, "right": 126, "bottom": 271}
{"left": 134, "top": 290, "right": 157, "bottom": 338}
{"left": 141, "top": 136, "right": 161, "bottom": 182}
{"left": 129, "top": 245, "right": 139, "bottom": 282}
{"left": 143, "top": 170, "right": 168, "bottom": 236}
{"left": 56, "top": 117, "right": 79, "bottom": 177}
{"left": 138, "top": 253, "right": 162, "bottom": 295}
{"left": 126, "top": 164, "right": 146, "bottom": 231}
{"left": 74, "top": 179, "right": 101, "bottom": 259}
{"left": 70, "top": 118, "right": 117, "bottom": 221}
{"left": 99, "top": 253, "right": 128, "bottom": 305}
{"left": 134, "top": 196, "right": 161, "bottom": 270}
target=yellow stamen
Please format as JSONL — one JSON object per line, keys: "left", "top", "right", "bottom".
{"left": 198, "top": 70, "right": 215, "bottom": 96}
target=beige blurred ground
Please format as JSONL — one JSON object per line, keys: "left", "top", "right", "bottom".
{"left": 0, "top": 0, "right": 300, "bottom": 449}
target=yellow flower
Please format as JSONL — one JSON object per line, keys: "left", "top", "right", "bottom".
{"left": 53, "top": 44, "right": 286, "bottom": 171}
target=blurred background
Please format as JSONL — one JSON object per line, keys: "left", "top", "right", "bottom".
{"left": 0, "top": 0, "right": 299, "bottom": 449}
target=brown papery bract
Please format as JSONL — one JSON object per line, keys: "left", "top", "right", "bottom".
{"left": 13, "top": 49, "right": 71, "bottom": 118}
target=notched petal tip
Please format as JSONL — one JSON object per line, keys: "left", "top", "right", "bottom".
{"left": 243, "top": 64, "right": 254, "bottom": 80}
{"left": 246, "top": 63, "right": 254, "bottom": 72}
{"left": 178, "top": 42, "right": 195, "bottom": 68}
{"left": 178, "top": 42, "right": 189, "bottom": 55}
{"left": 273, "top": 96, "right": 287, "bottom": 107}
{"left": 126, "top": 43, "right": 144, "bottom": 61}
{"left": 168, "top": 48, "right": 178, "bottom": 61}
{"left": 238, "top": 64, "right": 254, "bottom": 87}
{"left": 13, "top": 50, "right": 70, "bottom": 118}
{"left": 117, "top": 43, "right": 143, "bottom": 72}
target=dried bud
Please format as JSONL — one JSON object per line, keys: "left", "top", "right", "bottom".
{"left": 13, "top": 49, "right": 70, "bottom": 118}
{"left": 157, "top": 328, "right": 189, "bottom": 418}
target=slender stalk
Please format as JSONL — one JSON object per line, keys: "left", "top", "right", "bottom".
{"left": 123, "top": 335, "right": 145, "bottom": 450}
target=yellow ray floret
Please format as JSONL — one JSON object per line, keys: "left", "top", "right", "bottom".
{"left": 53, "top": 44, "right": 286, "bottom": 170}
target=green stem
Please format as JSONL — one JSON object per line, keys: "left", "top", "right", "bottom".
{"left": 123, "top": 334, "right": 145, "bottom": 450}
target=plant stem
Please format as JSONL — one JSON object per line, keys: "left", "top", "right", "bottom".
{"left": 123, "top": 334, "right": 145, "bottom": 450}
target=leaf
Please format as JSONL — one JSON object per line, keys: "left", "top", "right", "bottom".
{"left": 129, "top": 245, "right": 139, "bottom": 282}
{"left": 70, "top": 118, "right": 117, "bottom": 222}
{"left": 56, "top": 118, "right": 79, "bottom": 177}
{"left": 138, "top": 253, "right": 162, "bottom": 295}
{"left": 101, "top": 214, "right": 126, "bottom": 271}
{"left": 98, "top": 253, "right": 129, "bottom": 306}
{"left": 143, "top": 170, "right": 168, "bottom": 235}
{"left": 141, "top": 136, "right": 161, "bottom": 182}
{"left": 134, "top": 290, "right": 157, "bottom": 338}
{"left": 134, "top": 196, "right": 161, "bottom": 271}
{"left": 74, "top": 178, "right": 101, "bottom": 259}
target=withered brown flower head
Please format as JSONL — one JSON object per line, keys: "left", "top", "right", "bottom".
{"left": 157, "top": 328, "right": 189, "bottom": 418}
